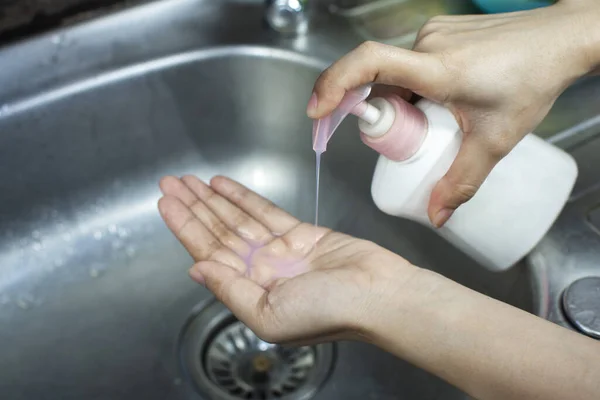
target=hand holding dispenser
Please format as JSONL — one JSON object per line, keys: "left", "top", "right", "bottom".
{"left": 312, "top": 87, "right": 578, "bottom": 272}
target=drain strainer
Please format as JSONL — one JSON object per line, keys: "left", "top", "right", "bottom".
{"left": 179, "top": 299, "right": 335, "bottom": 400}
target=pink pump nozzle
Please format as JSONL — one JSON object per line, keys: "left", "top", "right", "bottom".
{"left": 311, "top": 84, "right": 429, "bottom": 161}
{"left": 312, "top": 84, "right": 374, "bottom": 153}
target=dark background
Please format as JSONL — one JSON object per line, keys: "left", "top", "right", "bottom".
{"left": 0, "top": 0, "right": 148, "bottom": 45}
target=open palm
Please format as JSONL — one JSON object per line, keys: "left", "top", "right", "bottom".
{"left": 158, "top": 175, "right": 410, "bottom": 344}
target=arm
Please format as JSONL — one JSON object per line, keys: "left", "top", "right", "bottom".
{"left": 366, "top": 267, "right": 600, "bottom": 400}
{"left": 158, "top": 175, "right": 600, "bottom": 400}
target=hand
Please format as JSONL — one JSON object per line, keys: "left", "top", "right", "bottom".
{"left": 157, "top": 177, "right": 600, "bottom": 400}
{"left": 307, "top": 0, "right": 600, "bottom": 227}
{"left": 157, "top": 175, "right": 418, "bottom": 344}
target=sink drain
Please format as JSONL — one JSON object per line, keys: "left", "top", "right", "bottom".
{"left": 179, "top": 299, "right": 335, "bottom": 400}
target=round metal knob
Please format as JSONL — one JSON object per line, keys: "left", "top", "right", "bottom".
{"left": 562, "top": 276, "right": 600, "bottom": 339}
{"left": 265, "top": 0, "right": 308, "bottom": 35}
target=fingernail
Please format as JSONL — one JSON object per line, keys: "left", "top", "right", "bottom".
{"left": 433, "top": 208, "right": 453, "bottom": 228}
{"left": 189, "top": 267, "right": 206, "bottom": 286}
{"left": 306, "top": 92, "right": 318, "bottom": 117}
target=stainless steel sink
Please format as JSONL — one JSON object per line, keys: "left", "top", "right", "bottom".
{"left": 0, "top": 1, "right": 597, "bottom": 399}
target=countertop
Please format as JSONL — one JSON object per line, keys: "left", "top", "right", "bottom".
{"left": 0, "top": 0, "right": 146, "bottom": 45}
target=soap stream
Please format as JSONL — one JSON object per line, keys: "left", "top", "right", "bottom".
{"left": 312, "top": 86, "right": 374, "bottom": 230}
{"left": 315, "top": 151, "right": 321, "bottom": 227}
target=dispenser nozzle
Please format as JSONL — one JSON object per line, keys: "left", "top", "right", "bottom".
{"left": 351, "top": 101, "right": 381, "bottom": 125}
{"left": 312, "top": 84, "right": 374, "bottom": 153}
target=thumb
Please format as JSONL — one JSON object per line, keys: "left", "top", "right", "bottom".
{"left": 428, "top": 131, "right": 509, "bottom": 228}
{"left": 307, "top": 41, "right": 450, "bottom": 119}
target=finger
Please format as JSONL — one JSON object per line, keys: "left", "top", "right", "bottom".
{"left": 307, "top": 41, "right": 450, "bottom": 119}
{"left": 276, "top": 222, "right": 330, "bottom": 259}
{"left": 428, "top": 131, "right": 510, "bottom": 228}
{"left": 158, "top": 195, "right": 244, "bottom": 271}
{"left": 160, "top": 176, "right": 253, "bottom": 257}
{"left": 369, "top": 84, "right": 413, "bottom": 102}
{"left": 193, "top": 261, "right": 273, "bottom": 337}
{"left": 210, "top": 176, "right": 300, "bottom": 235}
{"left": 181, "top": 175, "right": 274, "bottom": 246}
{"left": 423, "top": 12, "right": 530, "bottom": 24}
{"left": 159, "top": 175, "right": 198, "bottom": 204}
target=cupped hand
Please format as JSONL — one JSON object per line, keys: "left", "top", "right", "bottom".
{"left": 158, "top": 175, "right": 417, "bottom": 345}
{"left": 307, "top": 0, "right": 600, "bottom": 227}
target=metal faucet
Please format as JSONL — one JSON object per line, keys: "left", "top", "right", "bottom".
{"left": 264, "top": 0, "right": 309, "bottom": 35}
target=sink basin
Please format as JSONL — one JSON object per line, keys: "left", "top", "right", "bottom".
{"left": 0, "top": 1, "right": 549, "bottom": 399}
{"left": 0, "top": 44, "right": 531, "bottom": 400}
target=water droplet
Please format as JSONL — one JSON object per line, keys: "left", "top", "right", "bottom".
{"left": 62, "top": 233, "right": 72, "bottom": 242}
{"left": 117, "top": 228, "right": 129, "bottom": 238}
{"left": 0, "top": 104, "right": 10, "bottom": 117}
{"left": 93, "top": 231, "right": 103, "bottom": 240}
{"left": 17, "top": 300, "right": 29, "bottom": 309}
{"left": 16, "top": 297, "right": 32, "bottom": 310}
{"left": 51, "top": 34, "right": 63, "bottom": 45}
{"left": 33, "top": 242, "right": 43, "bottom": 251}
{"left": 32, "top": 230, "right": 41, "bottom": 239}
{"left": 54, "top": 258, "right": 65, "bottom": 267}
{"left": 125, "top": 246, "right": 136, "bottom": 257}
{"left": 108, "top": 224, "right": 118, "bottom": 234}
{"left": 89, "top": 268, "right": 100, "bottom": 278}
{"left": 19, "top": 238, "right": 29, "bottom": 247}
{"left": 112, "top": 240, "right": 124, "bottom": 250}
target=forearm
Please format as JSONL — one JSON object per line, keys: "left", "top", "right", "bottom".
{"left": 367, "top": 268, "right": 600, "bottom": 400}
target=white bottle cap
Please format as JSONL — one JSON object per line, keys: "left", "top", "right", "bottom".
{"left": 358, "top": 97, "right": 396, "bottom": 138}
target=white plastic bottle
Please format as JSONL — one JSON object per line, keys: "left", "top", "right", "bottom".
{"left": 312, "top": 86, "right": 578, "bottom": 271}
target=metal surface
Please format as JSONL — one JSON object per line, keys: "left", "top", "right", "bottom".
{"left": 528, "top": 118, "right": 600, "bottom": 334}
{"left": 561, "top": 277, "right": 600, "bottom": 339}
{"left": 265, "top": 0, "right": 309, "bottom": 35}
{"left": 179, "top": 299, "right": 334, "bottom": 400}
{"left": 0, "top": 0, "right": 598, "bottom": 399}
{"left": 328, "top": 0, "right": 477, "bottom": 46}
{"left": 205, "top": 323, "right": 320, "bottom": 399}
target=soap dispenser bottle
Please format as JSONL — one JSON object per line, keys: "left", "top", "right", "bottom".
{"left": 312, "top": 85, "right": 578, "bottom": 272}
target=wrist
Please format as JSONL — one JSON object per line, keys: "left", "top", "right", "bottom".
{"left": 348, "top": 250, "right": 426, "bottom": 343}
{"left": 357, "top": 265, "right": 453, "bottom": 348}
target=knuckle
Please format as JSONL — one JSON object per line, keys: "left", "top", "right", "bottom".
{"left": 428, "top": 15, "right": 444, "bottom": 24}
{"left": 232, "top": 211, "right": 251, "bottom": 230}
{"left": 416, "top": 25, "right": 434, "bottom": 41}
{"left": 177, "top": 214, "right": 196, "bottom": 238}
{"left": 316, "top": 68, "right": 333, "bottom": 89}
{"left": 451, "top": 182, "right": 480, "bottom": 204}
{"left": 416, "top": 17, "right": 444, "bottom": 41}
{"left": 434, "top": 53, "right": 458, "bottom": 98}
{"left": 204, "top": 237, "right": 222, "bottom": 258}
{"left": 259, "top": 200, "right": 277, "bottom": 218}
{"left": 210, "top": 219, "right": 229, "bottom": 239}
{"left": 358, "top": 40, "right": 380, "bottom": 54}
{"left": 487, "top": 138, "right": 513, "bottom": 160}
{"left": 214, "top": 276, "right": 233, "bottom": 304}
{"left": 415, "top": 31, "right": 448, "bottom": 55}
{"left": 230, "top": 185, "right": 250, "bottom": 204}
